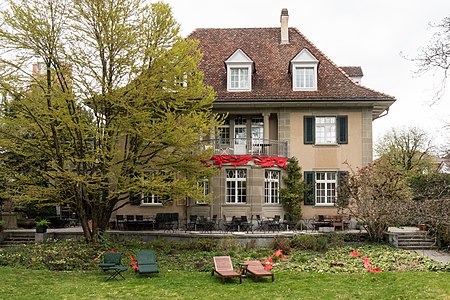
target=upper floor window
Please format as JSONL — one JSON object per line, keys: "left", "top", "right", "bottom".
{"left": 225, "top": 49, "right": 253, "bottom": 92}
{"left": 291, "top": 49, "right": 318, "bottom": 91}
{"left": 294, "top": 67, "right": 315, "bottom": 89}
{"left": 230, "top": 67, "right": 249, "bottom": 89}
{"left": 315, "top": 117, "right": 336, "bottom": 145}
{"left": 304, "top": 115, "right": 348, "bottom": 145}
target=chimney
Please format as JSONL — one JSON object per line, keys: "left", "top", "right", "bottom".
{"left": 280, "top": 8, "right": 289, "bottom": 44}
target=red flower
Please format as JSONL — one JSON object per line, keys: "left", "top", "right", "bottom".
{"left": 350, "top": 251, "right": 360, "bottom": 257}
{"left": 130, "top": 255, "right": 139, "bottom": 271}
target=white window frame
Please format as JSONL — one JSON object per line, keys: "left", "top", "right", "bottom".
{"left": 227, "top": 65, "right": 251, "bottom": 91}
{"left": 315, "top": 171, "right": 337, "bottom": 206}
{"left": 226, "top": 169, "right": 247, "bottom": 203}
{"left": 291, "top": 49, "right": 319, "bottom": 91}
{"left": 315, "top": 116, "right": 337, "bottom": 145}
{"left": 225, "top": 49, "right": 253, "bottom": 92}
{"left": 294, "top": 67, "right": 315, "bottom": 89}
{"left": 196, "top": 178, "right": 210, "bottom": 204}
{"left": 140, "top": 193, "right": 163, "bottom": 206}
{"left": 265, "top": 170, "right": 280, "bottom": 204}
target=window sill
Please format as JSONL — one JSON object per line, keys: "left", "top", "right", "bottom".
{"left": 313, "top": 143, "right": 339, "bottom": 147}
{"left": 314, "top": 204, "right": 336, "bottom": 207}
{"left": 140, "top": 203, "right": 163, "bottom": 207}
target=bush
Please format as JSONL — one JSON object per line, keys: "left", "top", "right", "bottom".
{"left": 272, "top": 237, "right": 291, "bottom": 254}
{"left": 290, "top": 234, "right": 329, "bottom": 251}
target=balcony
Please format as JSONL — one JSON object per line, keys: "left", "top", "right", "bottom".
{"left": 209, "top": 138, "right": 288, "bottom": 157}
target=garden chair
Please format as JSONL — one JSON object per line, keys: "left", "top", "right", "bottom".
{"left": 244, "top": 260, "right": 275, "bottom": 282}
{"left": 99, "top": 251, "right": 128, "bottom": 281}
{"left": 211, "top": 256, "right": 242, "bottom": 284}
{"left": 135, "top": 250, "right": 159, "bottom": 275}
{"left": 99, "top": 251, "right": 122, "bottom": 272}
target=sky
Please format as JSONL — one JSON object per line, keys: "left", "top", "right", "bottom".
{"left": 158, "top": 0, "right": 450, "bottom": 154}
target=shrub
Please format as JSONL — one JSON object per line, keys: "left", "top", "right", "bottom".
{"left": 290, "top": 234, "right": 329, "bottom": 251}
{"left": 272, "top": 237, "right": 291, "bottom": 254}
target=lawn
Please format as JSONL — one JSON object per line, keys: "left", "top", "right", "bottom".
{"left": 1, "top": 236, "right": 450, "bottom": 299}
{"left": 1, "top": 266, "right": 450, "bottom": 299}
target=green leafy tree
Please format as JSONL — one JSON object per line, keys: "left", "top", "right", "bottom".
{"left": 280, "top": 157, "right": 304, "bottom": 221}
{"left": 375, "top": 127, "right": 435, "bottom": 177}
{"left": 0, "top": 0, "right": 220, "bottom": 241}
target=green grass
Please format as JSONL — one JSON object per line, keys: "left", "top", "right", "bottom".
{"left": 1, "top": 266, "right": 450, "bottom": 299}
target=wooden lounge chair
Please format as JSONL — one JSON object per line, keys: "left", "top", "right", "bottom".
{"left": 244, "top": 260, "right": 275, "bottom": 282}
{"left": 135, "top": 250, "right": 159, "bottom": 275}
{"left": 211, "top": 256, "right": 242, "bottom": 284}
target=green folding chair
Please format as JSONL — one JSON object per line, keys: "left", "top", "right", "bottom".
{"left": 135, "top": 250, "right": 159, "bottom": 275}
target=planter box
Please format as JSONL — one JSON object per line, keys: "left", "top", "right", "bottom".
{"left": 36, "top": 226, "right": 48, "bottom": 233}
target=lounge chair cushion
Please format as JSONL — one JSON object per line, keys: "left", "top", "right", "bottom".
{"left": 244, "top": 260, "right": 275, "bottom": 282}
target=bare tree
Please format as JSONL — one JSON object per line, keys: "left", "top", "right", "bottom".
{"left": 414, "top": 16, "right": 450, "bottom": 103}
{"left": 337, "top": 160, "right": 412, "bottom": 241}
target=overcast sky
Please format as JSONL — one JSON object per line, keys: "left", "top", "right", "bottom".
{"left": 159, "top": 0, "right": 450, "bottom": 153}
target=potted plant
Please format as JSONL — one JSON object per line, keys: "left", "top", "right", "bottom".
{"left": 0, "top": 220, "right": 5, "bottom": 232}
{"left": 35, "top": 219, "right": 50, "bottom": 233}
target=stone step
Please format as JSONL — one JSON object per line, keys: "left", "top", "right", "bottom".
{"left": 399, "top": 245, "right": 438, "bottom": 250}
{"left": 398, "top": 237, "right": 435, "bottom": 242}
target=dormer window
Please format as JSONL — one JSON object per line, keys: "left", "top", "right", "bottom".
{"left": 291, "top": 49, "right": 318, "bottom": 91}
{"left": 225, "top": 49, "right": 253, "bottom": 92}
{"left": 230, "top": 67, "right": 249, "bottom": 89}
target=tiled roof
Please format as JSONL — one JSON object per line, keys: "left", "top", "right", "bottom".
{"left": 188, "top": 28, "right": 395, "bottom": 102}
{"left": 340, "top": 66, "right": 364, "bottom": 78}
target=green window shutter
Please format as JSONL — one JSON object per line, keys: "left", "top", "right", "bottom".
{"left": 129, "top": 192, "right": 141, "bottom": 205}
{"left": 304, "top": 116, "right": 315, "bottom": 144}
{"left": 304, "top": 171, "right": 315, "bottom": 205}
{"left": 337, "top": 115, "right": 348, "bottom": 144}
{"left": 337, "top": 171, "right": 349, "bottom": 206}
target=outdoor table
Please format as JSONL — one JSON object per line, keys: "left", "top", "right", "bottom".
{"left": 239, "top": 263, "right": 248, "bottom": 277}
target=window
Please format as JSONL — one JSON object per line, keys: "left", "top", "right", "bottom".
{"left": 200, "top": 179, "right": 209, "bottom": 195}
{"left": 225, "top": 49, "right": 253, "bottom": 91}
{"left": 196, "top": 178, "right": 209, "bottom": 204}
{"left": 230, "top": 67, "right": 249, "bottom": 89}
{"left": 265, "top": 170, "right": 280, "bottom": 204}
{"left": 226, "top": 169, "right": 247, "bottom": 203}
{"left": 218, "top": 119, "right": 230, "bottom": 146}
{"left": 304, "top": 171, "right": 348, "bottom": 206}
{"left": 315, "top": 117, "right": 336, "bottom": 144}
{"left": 304, "top": 115, "right": 348, "bottom": 145}
{"left": 315, "top": 172, "right": 336, "bottom": 205}
{"left": 294, "top": 67, "right": 315, "bottom": 89}
{"left": 141, "top": 194, "right": 162, "bottom": 205}
{"left": 291, "top": 49, "right": 318, "bottom": 91}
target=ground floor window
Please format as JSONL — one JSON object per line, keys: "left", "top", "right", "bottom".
{"left": 141, "top": 194, "right": 162, "bottom": 205}
{"left": 304, "top": 170, "right": 347, "bottom": 206}
{"left": 226, "top": 169, "right": 247, "bottom": 203}
{"left": 315, "top": 171, "right": 337, "bottom": 205}
{"left": 265, "top": 170, "right": 280, "bottom": 204}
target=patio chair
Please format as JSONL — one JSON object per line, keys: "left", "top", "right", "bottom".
{"left": 185, "top": 215, "right": 197, "bottom": 232}
{"left": 135, "top": 250, "right": 159, "bottom": 275}
{"left": 99, "top": 251, "right": 128, "bottom": 281}
{"left": 244, "top": 260, "right": 275, "bottom": 282}
{"left": 211, "top": 256, "right": 242, "bottom": 284}
{"left": 99, "top": 251, "right": 122, "bottom": 272}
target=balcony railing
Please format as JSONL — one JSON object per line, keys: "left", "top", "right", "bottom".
{"left": 205, "top": 138, "right": 288, "bottom": 157}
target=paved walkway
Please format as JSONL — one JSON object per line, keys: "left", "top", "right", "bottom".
{"left": 416, "top": 250, "right": 450, "bottom": 264}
